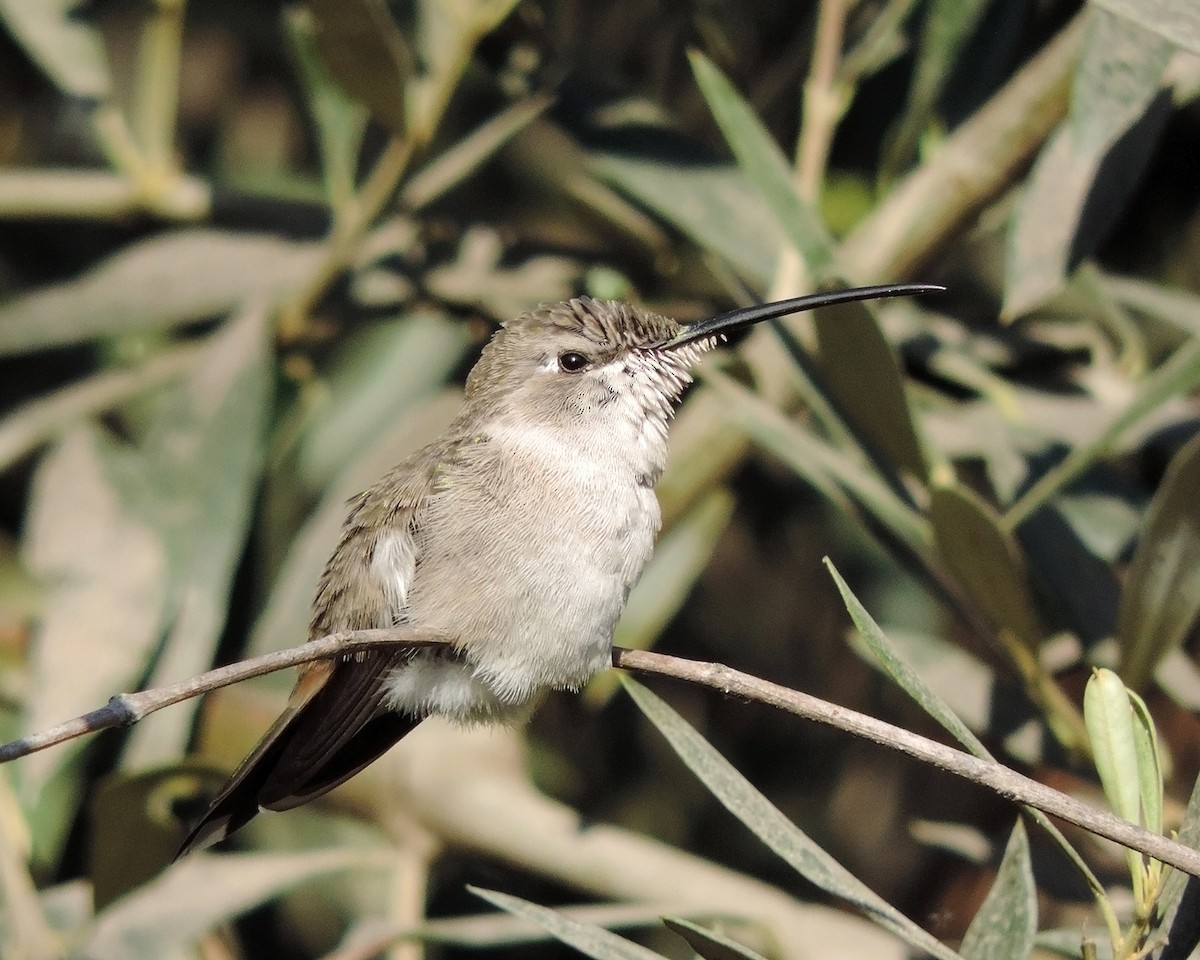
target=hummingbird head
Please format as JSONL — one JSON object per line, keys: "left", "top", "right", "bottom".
{"left": 463, "top": 284, "right": 944, "bottom": 432}
{"left": 463, "top": 297, "right": 690, "bottom": 433}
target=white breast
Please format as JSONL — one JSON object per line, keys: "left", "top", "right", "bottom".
{"left": 378, "top": 413, "right": 665, "bottom": 721}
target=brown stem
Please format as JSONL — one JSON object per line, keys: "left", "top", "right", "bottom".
{"left": 612, "top": 647, "right": 1200, "bottom": 880}
{"left": 0, "top": 627, "right": 445, "bottom": 763}
{"left": 5, "top": 626, "right": 1196, "bottom": 878}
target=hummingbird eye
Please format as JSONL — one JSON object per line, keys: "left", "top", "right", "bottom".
{"left": 557, "top": 351, "right": 591, "bottom": 373}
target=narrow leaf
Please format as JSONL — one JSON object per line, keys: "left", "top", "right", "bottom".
{"left": 591, "top": 154, "right": 783, "bottom": 286}
{"left": 285, "top": 6, "right": 369, "bottom": 206}
{"left": 338, "top": 903, "right": 727, "bottom": 952}
{"left": 883, "top": 0, "right": 994, "bottom": 178}
{"left": 815, "top": 298, "right": 928, "bottom": 479}
{"left": 1126, "top": 690, "right": 1163, "bottom": 836}
{"left": 687, "top": 50, "right": 835, "bottom": 273}
{"left": 0, "top": 230, "right": 321, "bottom": 356}
{"left": 663, "top": 917, "right": 768, "bottom": 960}
{"left": 701, "top": 368, "right": 929, "bottom": 551}
{"left": 958, "top": 821, "right": 1037, "bottom": 960}
{"left": 1157, "top": 771, "right": 1200, "bottom": 960}
{"left": 295, "top": 311, "right": 469, "bottom": 492}
{"left": 1004, "top": 337, "right": 1200, "bottom": 529}
{"left": 621, "top": 677, "right": 963, "bottom": 960}
{"left": 1005, "top": 11, "right": 1173, "bottom": 315}
{"left": 19, "top": 429, "right": 169, "bottom": 801}
{"left": 1092, "top": 0, "right": 1200, "bottom": 56}
{"left": 827, "top": 559, "right": 1104, "bottom": 899}
{"left": 470, "top": 887, "right": 667, "bottom": 960}
{"left": 308, "top": 0, "right": 412, "bottom": 134}
{"left": 403, "top": 96, "right": 555, "bottom": 210}
{"left": 1116, "top": 431, "right": 1200, "bottom": 691}
{"left": 83, "top": 849, "right": 382, "bottom": 960}
{"left": 827, "top": 561, "right": 988, "bottom": 757}
{"left": 411, "top": 0, "right": 522, "bottom": 131}
{"left": 0, "top": 0, "right": 111, "bottom": 99}
{"left": 121, "top": 306, "right": 274, "bottom": 766}
{"left": 930, "top": 483, "right": 1044, "bottom": 653}
{"left": 1084, "top": 668, "right": 1141, "bottom": 826}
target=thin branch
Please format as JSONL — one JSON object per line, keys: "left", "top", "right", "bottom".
{"left": 0, "top": 627, "right": 445, "bottom": 763}
{"left": 0, "top": 169, "right": 211, "bottom": 221}
{"left": 611, "top": 648, "right": 1200, "bottom": 880}
{"left": 3, "top": 630, "right": 1197, "bottom": 879}
{"left": 796, "top": 0, "right": 850, "bottom": 204}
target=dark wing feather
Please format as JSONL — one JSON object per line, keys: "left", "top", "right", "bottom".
{"left": 258, "top": 648, "right": 416, "bottom": 809}
{"left": 179, "top": 443, "right": 451, "bottom": 856}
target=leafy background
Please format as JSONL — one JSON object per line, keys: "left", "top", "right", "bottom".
{"left": 0, "top": 1, "right": 1199, "bottom": 959}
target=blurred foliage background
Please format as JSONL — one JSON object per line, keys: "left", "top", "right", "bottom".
{"left": 1, "top": 0, "right": 1199, "bottom": 958}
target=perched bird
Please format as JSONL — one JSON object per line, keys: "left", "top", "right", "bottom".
{"left": 179, "top": 283, "right": 940, "bottom": 854}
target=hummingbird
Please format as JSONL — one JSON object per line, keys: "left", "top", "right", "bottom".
{"left": 179, "top": 282, "right": 941, "bottom": 854}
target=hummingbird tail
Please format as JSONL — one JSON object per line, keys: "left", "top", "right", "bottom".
{"left": 178, "top": 652, "right": 421, "bottom": 857}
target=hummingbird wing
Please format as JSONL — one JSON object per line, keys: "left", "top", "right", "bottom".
{"left": 179, "top": 446, "right": 449, "bottom": 855}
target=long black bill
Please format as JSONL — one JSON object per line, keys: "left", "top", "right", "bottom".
{"left": 663, "top": 282, "right": 945, "bottom": 349}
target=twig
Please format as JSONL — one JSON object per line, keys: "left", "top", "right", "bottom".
{"left": 4, "top": 630, "right": 1197, "bottom": 879}
{"left": 611, "top": 648, "right": 1200, "bottom": 880}
{"left": 658, "top": 11, "right": 1087, "bottom": 529}
{"left": 0, "top": 169, "right": 211, "bottom": 221}
{"left": 0, "top": 627, "right": 444, "bottom": 763}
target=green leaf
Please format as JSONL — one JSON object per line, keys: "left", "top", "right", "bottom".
{"left": 1156, "top": 771, "right": 1200, "bottom": 958}
{"left": 285, "top": 6, "right": 369, "bottom": 206}
{"left": 1091, "top": 0, "right": 1200, "bottom": 56}
{"left": 621, "top": 677, "right": 963, "bottom": 960}
{"left": 0, "top": 345, "right": 199, "bottom": 473}
{"left": 295, "top": 311, "right": 469, "bottom": 492}
{"left": 1084, "top": 668, "right": 1153, "bottom": 901}
{"left": 930, "top": 482, "right": 1044, "bottom": 653}
{"left": 814, "top": 297, "right": 929, "bottom": 479}
{"left": 1084, "top": 668, "right": 1141, "bottom": 826}
{"left": 882, "top": 0, "right": 994, "bottom": 179}
{"left": 687, "top": 50, "right": 835, "bottom": 274}
{"left": 1126, "top": 690, "right": 1162, "bottom": 836}
{"left": 88, "top": 765, "right": 226, "bottom": 909}
{"left": 1099, "top": 272, "right": 1200, "bottom": 337}
{"left": 662, "top": 917, "right": 768, "bottom": 960}
{"left": 1116, "top": 431, "right": 1200, "bottom": 691}
{"left": 591, "top": 154, "right": 783, "bottom": 286}
{"left": 308, "top": 0, "right": 412, "bottom": 134}
{"left": 0, "top": 230, "right": 321, "bottom": 356}
{"left": 347, "top": 903, "right": 726, "bottom": 952}
{"left": 120, "top": 306, "right": 274, "bottom": 767}
{"left": 700, "top": 367, "right": 929, "bottom": 552}
{"left": 0, "top": 0, "right": 111, "bottom": 99}
{"left": 80, "top": 849, "right": 382, "bottom": 960}
{"left": 958, "top": 821, "right": 1037, "bottom": 960}
{"left": 1004, "top": 11, "right": 1173, "bottom": 315}
{"left": 827, "top": 562, "right": 988, "bottom": 757}
{"left": 827, "top": 559, "right": 1103, "bottom": 901}
{"left": 18, "top": 428, "right": 169, "bottom": 809}
{"left": 470, "top": 887, "right": 668, "bottom": 960}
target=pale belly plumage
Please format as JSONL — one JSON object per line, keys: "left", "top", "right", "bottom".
{"left": 379, "top": 417, "right": 665, "bottom": 722}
